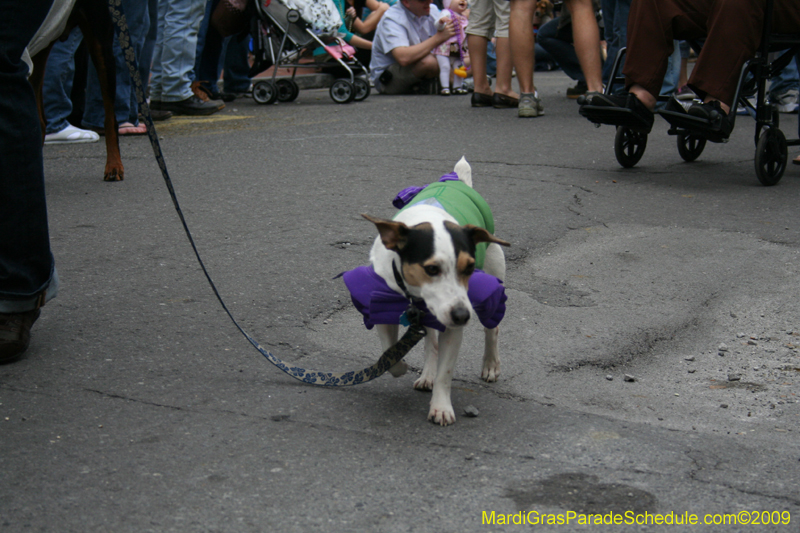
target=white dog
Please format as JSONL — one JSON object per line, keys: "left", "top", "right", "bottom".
{"left": 342, "top": 158, "right": 509, "bottom": 425}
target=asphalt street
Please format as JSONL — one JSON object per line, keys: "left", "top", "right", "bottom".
{"left": 3, "top": 70, "right": 800, "bottom": 532}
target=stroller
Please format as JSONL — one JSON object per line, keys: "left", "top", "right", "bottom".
{"left": 580, "top": 0, "right": 800, "bottom": 186}
{"left": 249, "top": 0, "right": 371, "bottom": 104}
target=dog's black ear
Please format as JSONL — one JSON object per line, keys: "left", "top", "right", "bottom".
{"left": 464, "top": 225, "right": 510, "bottom": 247}
{"left": 362, "top": 214, "right": 410, "bottom": 251}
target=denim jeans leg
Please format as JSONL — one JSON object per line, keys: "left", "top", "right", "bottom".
{"left": 154, "top": 0, "right": 206, "bottom": 102}
{"left": 537, "top": 18, "right": 584, "bottom": 82}
{"left": 0, "top": 0, "right": 58, "bottom": 311}
{"left": 139, "top": 0, "right": 159, "bottom": 100}
{"left": 42, "top": 27, "right": 83, "bottom": 134}
{"left": 222, "top": 35, "right": 253, "bottom": 93}
{"left": 769, "top": 56, "right": 799, "bottom": 98}
{"left": 601, "top": 0, "right": 631, "bottom": 85}
{"left": 83, "top": 0, "right": 150, "bottom": 129}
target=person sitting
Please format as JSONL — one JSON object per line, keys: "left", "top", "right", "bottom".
{"left": 369, "top": 0, "right": 456, "bottom": 94}
{"left": 579, "top": 0, "right": 800, "bottom": 138}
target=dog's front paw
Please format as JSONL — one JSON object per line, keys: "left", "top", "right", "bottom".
{"left": 388, "top": 360, "right": 408, "bottom": 377}
{"left": 481, "top": 360, "right": 500, "bottom": 382}
{"left": 428, "top": 404, "right": 456, "bottom": 426}
{"left": 413, "top": 374, "right": 435, "bottom": 391}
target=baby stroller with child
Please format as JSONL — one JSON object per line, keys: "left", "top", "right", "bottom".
{"left": 248, "top": 0, "right": 371, "bottom": 104}
{"left": 580, "top": 0, "right": 800, "bottom": 186}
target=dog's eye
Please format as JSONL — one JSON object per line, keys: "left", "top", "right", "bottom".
{"left": 424, "top": 265, "right": 441, "bottom": 277}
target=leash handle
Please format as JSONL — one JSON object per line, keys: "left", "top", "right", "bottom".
{"left": 107, "top": 0, "right": 425, "bottom": 386}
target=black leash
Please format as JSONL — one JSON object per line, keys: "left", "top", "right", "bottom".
{"left": 107, "top": 0, "right": 425, "bottom": 385}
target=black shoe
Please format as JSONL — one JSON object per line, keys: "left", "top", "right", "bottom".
{"left": 159, "top": 95, "right": 224, "bottom": 116}
{"left": 688, "top": 101, "right": 733, "bottom": 138}
{"left": 0, "top": 309, "right": 40, "bottom": 364}
{"left": 566, "top": 80, "right": 588, "bottom": 99}
{"left": 219, "top": 92, "right": 247, "bottom": 102}
{"left": 578, "top": 92, "right": 654, "bottom": 133}
{"left": 471, "top": 92, "right": 493, "bottom": 107}
{"left": 492, "top": 92, "right": 519, "bottom": 108}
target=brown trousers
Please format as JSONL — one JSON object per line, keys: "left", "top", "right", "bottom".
{"left": 623, "top": 0, "right": 800, "bottom": 106}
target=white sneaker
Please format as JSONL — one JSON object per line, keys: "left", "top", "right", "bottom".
{"left": 773, "top": 89, "right": 798, "bottom": 113}
{"left": 44, "top": 124, "right": 100, "bottom": 144}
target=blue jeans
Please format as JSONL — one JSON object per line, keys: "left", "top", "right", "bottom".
{"left": 601, "top": 0, "right": 631, "bottom": 85}
{"left": 83, "top": 0, "right": 150, "bottom": 129}
{"left": 195, "top": 0, "right": 252, "bottom": 95}
{"left": 0, "top": 0, "right": 59, "bottom": 312}
{"left": 769, "top": 56, "right": 799, "bottom": 98}
{"left": 150, "top": 0, "right": 206, "bottom": 102}
{"left": 537, "top": 17, "right": 583, "bottom": 82}
{"left": 139, "top": 0, "right": 160, "bottom": 99}
{"left": 42, "top": 27, "right": 83, "bottom": 134}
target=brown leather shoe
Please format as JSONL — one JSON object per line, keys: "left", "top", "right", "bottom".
{"left": 492, "top": 93, "right": 519, "bottom": 108}
{"left": 0, "top": 309, "right": 40, "bottom": 364}
{"left": 471, "top": 92, "right": 493, "bottom": 107}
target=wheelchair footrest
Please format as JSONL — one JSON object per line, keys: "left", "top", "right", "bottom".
{"left": 658, "top": 109, "right": 729, "bottom": 143}
{"left": 579, "top": 105, "right": 652, "bottom": 133}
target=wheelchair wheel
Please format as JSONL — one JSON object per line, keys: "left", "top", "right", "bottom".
{"left": 614, "top": 126, "right": 647, "bottom": 168}
{"left": 276, "top": 79, "right": 299, "bottom": 102}
{"left": 677, "top": 132, "right": 707, "bottom": 162}
{"left": 754, "top": 127, "right": 787, "bottom": 186}
{"left": 253, "top": 80, "right": 278, "bottom": 105}
{"left": 330, "top": 79, "right": 356, "bottom": 104}
{"left": 353, "top": 77, "right": 371, "bottom": 102}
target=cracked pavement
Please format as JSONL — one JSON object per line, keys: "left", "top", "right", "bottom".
{"left": 2, "top": 71, "right": 800, "bottom": 531}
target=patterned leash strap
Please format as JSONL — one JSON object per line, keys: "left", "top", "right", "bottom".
{"left": 107, "top": 0, "right": 426, "bottom": 386}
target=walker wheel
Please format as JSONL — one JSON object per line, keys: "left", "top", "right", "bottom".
{"left": 330, "top": 79, "right": 356, "bottom": 104}
{"left": 754, "top": 127, "right": 787, "bottom": 186}
{"left": 677, "top": 132, "right": 707, "bottom": 162}
{"left": 252, "top": 80, "right": 278, "bottom": 105}
{"left": 276, "top": 79, "right": 299, "bottom": 102}
{"left": 614, "top": 126, "right": 647, "bottom": 168}
{"left": 353, "top": 77, "right": 371, "bottom": 102}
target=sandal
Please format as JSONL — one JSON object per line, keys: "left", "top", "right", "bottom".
{"left": 118, "top": 122, "right": 147, "bottom": 135}
{"left": 453, "top": 87, "right": 468, "bottom": 95}
{"left": 440, "top": 88, "right": 451, "bottom": 96}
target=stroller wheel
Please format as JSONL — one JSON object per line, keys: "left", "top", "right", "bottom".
{"left": 253, "top": 80, "right": 278, "bottom": 105}
{"left": 614, "top": 126, "right": 647, "bottom": 168}
{"left": 276, "top": 79, "right": 299, "bottom": 102}
{"left": 754, "top": 127, "right": 787, "bottom": 186}
{"left": 330, "top": 79, "right": 356, "bottom": 104}
{"left": 353, "top": 77, "right": 371, "bottom": 102}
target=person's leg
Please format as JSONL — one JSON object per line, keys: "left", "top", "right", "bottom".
{"left": 436, "top": 54, "right": 452, "bottom": 92}
{"left": 768, "top": 57, "right": 799, "bottom": 113}
{"left": 0, "top": 0, "right": 58, "bottom": 361}
{"left": 564, "top": 0, "right": 602, "bottom": 92}
{"left": 83, "top": 0, "right": 150, "bottom": 130}
{"left": 156, "top": 0, "right": 206, "bottom": 102}
{"left": 42, "top": 28, "right": 84, "bottom": 134}
{"left": 601, "top": 0, "right": 630, "bottom": 85}
{"left": 467, "top": 35, "right": 492, "bottom": 96}
{"left": 508, "top": 0, "right": 535, "bottom": 94}
{"left": 466, "top": 0, "right": 494, "bottom": 97}
{"left": 139, "top": 0, "right": 159, "bottom": 99}
{"left": 221, "top": 35, "right": 253, "bottom": 95}
{"left": 196, "top": 0, "right": 224, "bottom": 98}
{"left": 492, "top": 0, "right": 517, "bottom": 98}
{"left": 536, "top": 17, "right": 584, "bottom": 82}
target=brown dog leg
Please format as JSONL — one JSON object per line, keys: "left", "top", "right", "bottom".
{"left": 76, "top": 4, "right": 124, "bottom": 181}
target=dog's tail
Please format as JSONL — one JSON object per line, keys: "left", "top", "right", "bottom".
{"left": 454, "top": 156, "right": 472, "bottom": 188}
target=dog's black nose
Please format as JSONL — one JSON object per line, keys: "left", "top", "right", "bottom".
{"left": 450, "top": 306, "right": 470, "bottom": 326}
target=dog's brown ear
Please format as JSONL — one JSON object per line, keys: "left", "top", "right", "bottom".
{"left": 362, "top": 214, "right": 410, "bottom": 251}
{"left": 464, "top": 224, "right": 510, "bottom": 247}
